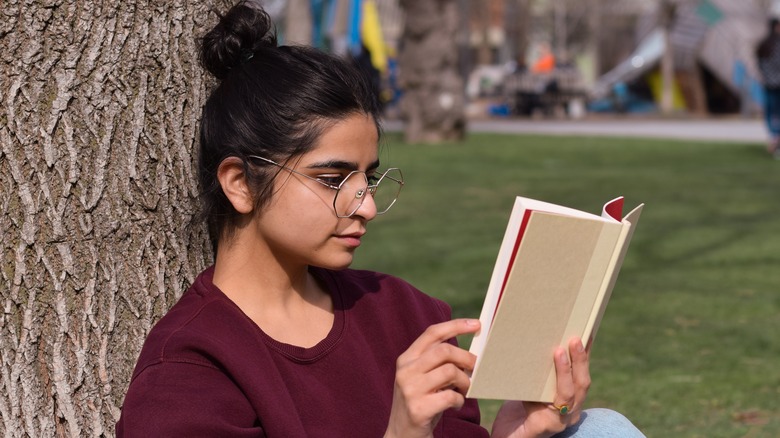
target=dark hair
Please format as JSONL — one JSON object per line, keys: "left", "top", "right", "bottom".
{"left": 197, "top": 1, "right": 381, "bottom": 251}
{"left": 758, "top": 18, "right": 780, "bottom": 59}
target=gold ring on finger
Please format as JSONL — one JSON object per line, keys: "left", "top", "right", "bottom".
{"left": 549, "top": 403, "right": 570, "bottom": 416}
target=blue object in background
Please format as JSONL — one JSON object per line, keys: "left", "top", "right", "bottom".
{"left": 347, "top": 0, "right": 363, "bottom": 57}
{"left": 733, "top": 59, "right": 765, "bottom": 108}
{"left": 753, "top": 81, "right": 766, "bottom": 107}
{"left": 587, "top": 81, "right": 657, "bottom": 114}
{"left": 310, "top": 0, "right": 327, "bottom": 49}
{"left": 733, "top": 60, "right": 746, "bottom": 88}
{"left": 488, "top": 104, "right": 511, "bottom": 117}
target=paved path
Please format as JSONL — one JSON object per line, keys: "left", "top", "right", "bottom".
{"left": 383, "top": 118, "right": 768, "bottom": 143}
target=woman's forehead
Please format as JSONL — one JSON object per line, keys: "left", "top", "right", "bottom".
{"left": 299, "top": 114, "right": 379, "bottom": 166}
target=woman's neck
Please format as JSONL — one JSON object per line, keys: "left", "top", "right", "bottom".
{"left": 211, "top": 235, "right": 334, "bottom": 348}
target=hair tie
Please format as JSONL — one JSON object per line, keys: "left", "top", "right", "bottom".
{"left": 241, "top": 49, "right": 255, "bottom": 64}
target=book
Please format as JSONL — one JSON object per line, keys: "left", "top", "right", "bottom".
{"left": 466, "top": 196, "right": 644, "bottom": 402}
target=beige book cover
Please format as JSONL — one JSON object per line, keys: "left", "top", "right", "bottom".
{"left": 466, "top": 196, "right": 644, "bottom": 402}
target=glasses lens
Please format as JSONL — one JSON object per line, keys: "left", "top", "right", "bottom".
{"left": 372, "top": 168, "right": 403, "bottom": 215}
{"left": 334, "top": 171, "right": 368, "bottom": 217}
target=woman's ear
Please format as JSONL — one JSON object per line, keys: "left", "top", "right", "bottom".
{"left": 217, "top": 157, "right": 255, "bottom": 214}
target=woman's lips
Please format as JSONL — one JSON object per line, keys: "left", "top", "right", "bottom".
{"left": 336, "top": 232, "right": 364, "bottom": 248}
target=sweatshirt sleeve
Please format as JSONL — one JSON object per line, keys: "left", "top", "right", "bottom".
{"left": 437, "top": 399, "right": 491, "bottom": 438}
{"left": 116, "top": 361, "right": 263, "bottom": 437}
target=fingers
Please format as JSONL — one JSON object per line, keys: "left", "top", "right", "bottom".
{"left": 429, "top": 362, "right": 473, "bottom": 395}
{"left": 549, "top": 337, "right": 592, "bottom": 424}
{"left": 492, "top": 337, "right": 593, "bottom": 437}
{"left": 396, "top": 321, "right": 479, "bottom": 395}
{"left": 387, "top": 320, "right": 481, "bottom": 437}
{"left": 403, "top": 341, "right": 477, "bottom": 377}
{"left": 399, "top": 319, "right": 480, "bottom": 363}
{"left": 394, "top": 345, "right": 475, "bottom": 407}
{"left": 569, "top": 337, "right": 591, "bottom": 398}
{"left": 552, "top": 346, "right": 575, "bottom": 409}
{"left": 398, "top": 362, "right": 472, "bottom": 414}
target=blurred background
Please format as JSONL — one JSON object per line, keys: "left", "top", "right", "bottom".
{"left": 266, "top": 0, "right": 780, "bottom": 435}
{"left": 266, "top": 0, "right": 780, "bottom": 131}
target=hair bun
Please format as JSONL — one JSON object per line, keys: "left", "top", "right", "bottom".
{"left": 200, "top": 1, "right": 278, "bottom": 80}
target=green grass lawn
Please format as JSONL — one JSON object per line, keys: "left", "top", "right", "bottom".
{"left": 351, "top": 131, "right": 780, "bottom": 437}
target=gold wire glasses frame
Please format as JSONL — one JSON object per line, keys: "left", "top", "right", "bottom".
{"left": 247, "top": 155, "right": 404, "bottom": 218}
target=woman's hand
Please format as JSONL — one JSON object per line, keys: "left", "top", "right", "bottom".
{"left": 491, "top": 337, "right": 592, "bottom": 438}
{"left": 384, "top": 319, "right": 481, "bottom": 438}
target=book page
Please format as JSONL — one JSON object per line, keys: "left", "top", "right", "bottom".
{"left": 468, "top": 213, "right": 622, "bottom": 401}
{"left": 519, "top": 197, "right": 613, "bottom": 222}
{"left": 467, "top": 196, "right": 642, "bottom": 402}
{"left": 469, "top": 196, "right": 621, "bottom": 357}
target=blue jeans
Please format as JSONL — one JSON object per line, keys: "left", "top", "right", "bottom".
{"left": 764, "top": 88, "right": 780, "bottom": 137}
{"left": 553, "top": 408, "right": 646, "bottom": 438}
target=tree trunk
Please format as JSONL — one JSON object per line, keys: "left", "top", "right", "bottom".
{"left": 586, "top": 0, "right": 601, "bottom": 81}
{"left": 507, "top": 0, "right": 532, "bottom": 69}
{"left": 476, "top": 0, "right": 493, "bottom": 66}
{"left": 660, "top": 0, "right": 677, "bottom": 115}
{"left": 0, "top": 0, "right": 223, "bottom": 435}
{"left": 676, "top": 68, "right": 708, "bottom": 116}
{"left": 399, "top": 0, "right": 466, "bottom": 143}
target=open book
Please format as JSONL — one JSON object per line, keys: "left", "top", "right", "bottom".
{"left": 466, "top": 196, "right": 643, "bottom": 402}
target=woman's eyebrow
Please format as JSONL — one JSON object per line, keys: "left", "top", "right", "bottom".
{"left": 306, "top": 159, "right": 381, "bottom": 171}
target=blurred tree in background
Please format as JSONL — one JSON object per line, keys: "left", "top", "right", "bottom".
{"left": 398, "top": 0, "right": 466, "bottom": 143}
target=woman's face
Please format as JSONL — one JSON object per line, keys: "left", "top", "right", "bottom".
{"left": 253, "top": 113, "right": 380, "bottom": 270}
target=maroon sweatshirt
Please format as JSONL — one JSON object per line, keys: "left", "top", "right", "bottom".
{"left": 116, "top": 266, "right": 488, "bottom": 437}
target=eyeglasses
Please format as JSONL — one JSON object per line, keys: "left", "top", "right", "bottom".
{"left": 247, "top": 155, "right": 404, "bottom": 218}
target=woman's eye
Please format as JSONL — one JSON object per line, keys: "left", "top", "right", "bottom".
{"left": 367, "top": 174, "right": 380, "bottom": 185}
{"left": 317, "top": 175, "right": 346, "bottom": 186}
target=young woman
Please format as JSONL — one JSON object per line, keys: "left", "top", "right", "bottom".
{"left": 116, "top": 2, "right": 644, "bottom": 437}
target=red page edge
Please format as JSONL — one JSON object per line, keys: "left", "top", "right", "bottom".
{"left": 493, "top": 209, "right": 534, "bottom": 322}
{"left": 604, "top": 197, "right": 624, "bottom": 221}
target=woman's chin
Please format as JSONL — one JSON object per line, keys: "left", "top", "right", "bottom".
{"left": 314, "top": 253, "right": 356, "bottom": 271}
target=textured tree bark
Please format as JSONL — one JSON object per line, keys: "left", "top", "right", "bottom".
{"left": 0, "top": 0, "right": 224, "bottom": 435}
{"left": 398, "top": 0, "right": 466, "bottom": 143}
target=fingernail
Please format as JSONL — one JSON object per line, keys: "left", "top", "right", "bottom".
{"left": 465, "top": 319, "right": 480, "bottom": 327}
{"left": 577, "top": 342, "right": 585, "bottom": 353}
